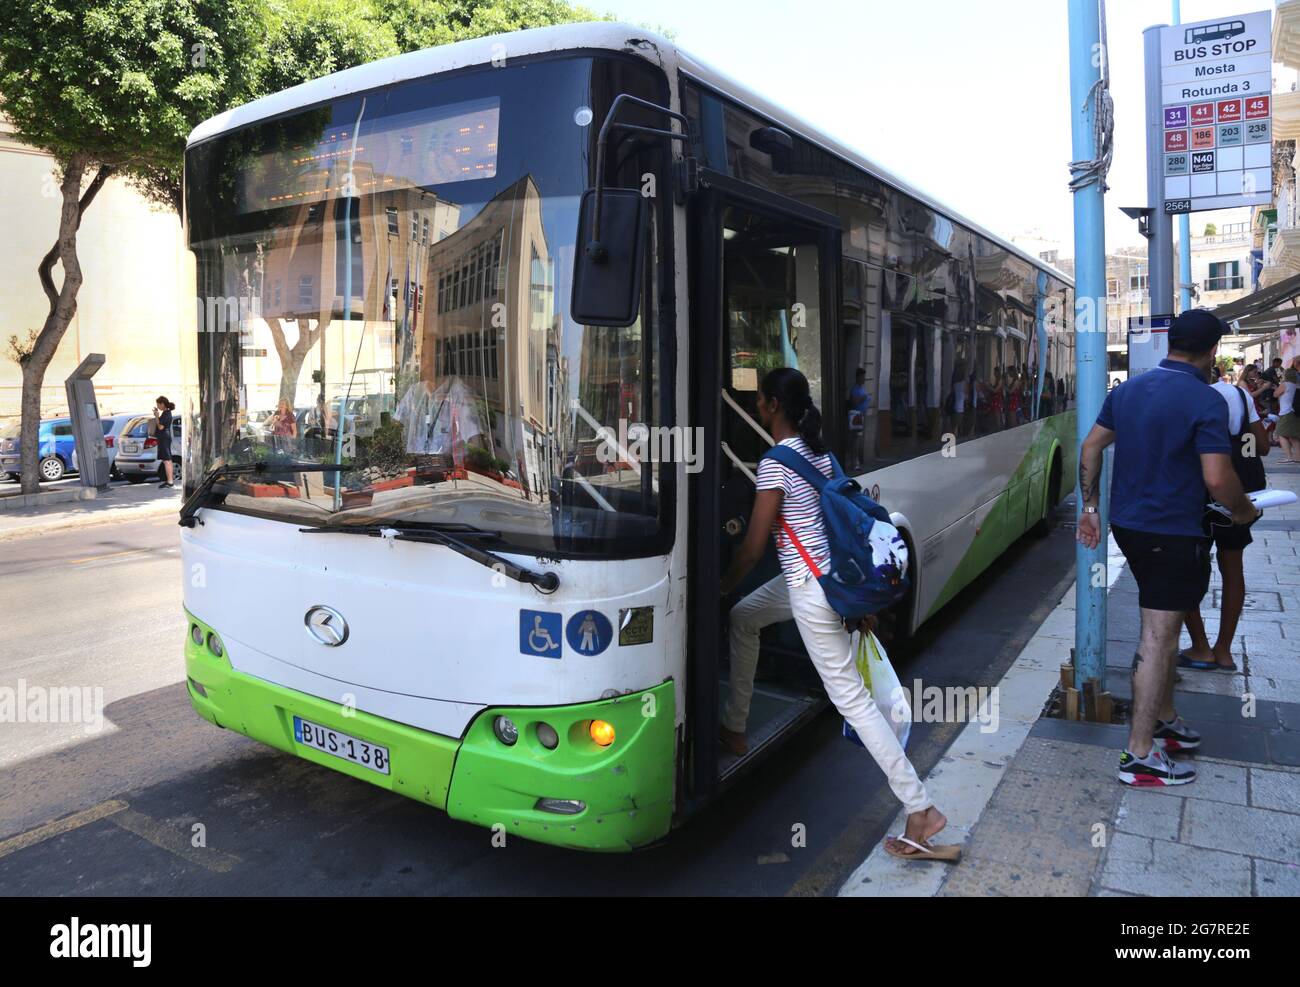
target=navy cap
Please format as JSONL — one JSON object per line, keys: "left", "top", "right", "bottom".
{"left": 1168, "top": 309, "right": 1227, "bottom": 352}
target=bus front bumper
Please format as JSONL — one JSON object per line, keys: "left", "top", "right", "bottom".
{"left": 183, "top": 611, "right": 676, "bottom": 852}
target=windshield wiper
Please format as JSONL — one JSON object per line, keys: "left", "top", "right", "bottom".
{"left": 179, "top": 461, "right": 345, "bottom": 528}
{"left": 298, "top": 522, "right": 560, "bottom": 593}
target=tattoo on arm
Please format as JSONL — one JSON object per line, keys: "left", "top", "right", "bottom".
{"left": 1131, "top": 651, "right": 1144, "bottom": 670}
{"left": 1079, "top": 458, "right": 1098, "bottom": 503}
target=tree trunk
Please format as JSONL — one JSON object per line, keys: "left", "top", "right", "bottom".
{"left": 18, "top": 157, "right": 113, "bottom": 494}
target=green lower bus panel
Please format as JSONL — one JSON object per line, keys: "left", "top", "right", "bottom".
{"left": 446, "top": 682, "right": 676, "bottom": 852}
{"left": 183, "top": 610, "right": 675, "bottom": 852}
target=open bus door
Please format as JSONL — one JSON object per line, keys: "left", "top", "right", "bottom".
{"left": 685, "top": 175, "right": 842, "bottom": 806}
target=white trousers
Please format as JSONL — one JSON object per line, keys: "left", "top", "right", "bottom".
{"left": 724, "top": 574, "right": 932, "bottom": 815}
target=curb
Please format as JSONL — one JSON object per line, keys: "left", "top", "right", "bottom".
{"left": 0, "top": 486, "right": 99, "bottom": 510}
{"left": 0, "top": 499, "right": 180, "bottom": 542}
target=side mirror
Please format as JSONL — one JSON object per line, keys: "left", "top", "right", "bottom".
{"left": 571, "top": 187, "right": 647, "bottom": 328}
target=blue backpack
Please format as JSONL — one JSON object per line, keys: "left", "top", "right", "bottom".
{"left": 761, "top": 444, "right": 909, "bottom": 620}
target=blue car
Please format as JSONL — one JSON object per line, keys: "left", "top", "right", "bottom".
{"left": 0, "top": 417, "right": 79, "bottom": 482}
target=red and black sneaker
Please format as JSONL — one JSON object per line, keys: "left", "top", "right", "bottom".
{"left": 1153, "top": 716, "right": 1201, "bottom": 753}
{"left": 1117, "top": 747, "right": 1197, "bottom": 787}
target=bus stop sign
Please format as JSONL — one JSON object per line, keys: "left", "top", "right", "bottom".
{"left": 1159, "top": 9, "right": 1272, "bottom": 216}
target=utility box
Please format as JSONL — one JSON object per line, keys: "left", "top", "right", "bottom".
{"left": 65, "top": 353, "right": 111, "bottom": 490}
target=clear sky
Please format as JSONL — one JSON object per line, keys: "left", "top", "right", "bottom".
{"left": 595, "top": 0, "right": 1277, "bottom": 254}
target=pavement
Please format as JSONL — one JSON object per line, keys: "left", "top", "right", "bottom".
{"left": 0, "top": 478, "right": 180, "bottom": 541}
{"left": 840, "top": 461, "right": 1300, "bottom": 898}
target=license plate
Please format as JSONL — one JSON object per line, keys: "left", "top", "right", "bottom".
{"left": 292, "top": 716, "right": 390, "bottom": 774}
{"left": 122, "top": 441, "right": 139, "bottom": 454}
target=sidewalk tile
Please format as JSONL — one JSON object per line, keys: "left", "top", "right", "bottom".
{"left": 1123, "top": 762, "right": 1248, "bottom": 805}
{"left": 1248, "top": 767, "right": 1300, "bottom": 812}
{"left": 1245, "top": 656, "right": 1300, "bottom": 681}
{"left": 1267, "top": 730, "right": 1300, "bottom": 767}
{"left": 1277, "top": 703, "right": 1300, "bottom": 732}
{"left": 1198, "top": 728, "right": 1272, "bottom": 764}
{"left": 1100, "top": 833, "right": 1252, "bottom": 896}
{"left": 1114, "top": 791, "right": 1181, "bottom": 841}
{"left": 939, "top": 856, "right": 1093, "bottom": 897}
{"left": 1254, "top": 859, "right": 1300, "bottom": 896}
{"left": 1245, "top": 677, "right": 1300, "bottom": 703}
{"left": 1180, "top": 799, "right": 1300, "bottom": 864}
{"left": 1005, "top": 737, "right": 1119, "bottom": 779}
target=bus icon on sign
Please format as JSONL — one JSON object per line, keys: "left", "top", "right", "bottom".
{"left": 1186, "top": 20, "right": 1245, "bottom": 44}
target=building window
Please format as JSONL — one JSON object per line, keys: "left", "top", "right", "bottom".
{"left": 298, "top": 275, "right": 314, "bottom": 307}
{"left": 422, "top": 218, "right": 430, "bottom": 244}
{"left": 1207, "top": 261, "right": 1243, "bottom": 292}
{"left": 386, "top": 207, "right": 398, "bottom": 236}
{"left": 1106, "top": 278, "right": 1120, "bottom": 300}
{"left": 1129, "top": 273, "right": 1148, "bottom": 293}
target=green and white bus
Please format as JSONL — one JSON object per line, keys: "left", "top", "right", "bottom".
{"left": 179, "top": 22, "right": 1076, "bottom": 851}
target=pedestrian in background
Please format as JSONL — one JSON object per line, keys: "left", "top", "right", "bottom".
{"left": 1179, "top": 365, "right": 1269, "bottom": 673}
{"left": 152, "top": 395, "right": 175, "bottom": 489}
{"left": 1273, "top": 357, "right": 1300, "bottom": 463}
{"left": 1077, "top": 310, "right": 1258, "bottom": 787}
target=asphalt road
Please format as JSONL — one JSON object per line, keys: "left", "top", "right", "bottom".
{"left": 0, "top": 503, "right": 1077, "bottom": 896}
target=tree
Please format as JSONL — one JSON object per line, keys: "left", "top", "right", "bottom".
{"left": 0, "top": 0, "right": 266, "bottom": 491}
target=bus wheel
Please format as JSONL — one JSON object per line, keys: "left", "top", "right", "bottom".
{"left": 1031, "top": 454, "right": 1062, "bottom": 538}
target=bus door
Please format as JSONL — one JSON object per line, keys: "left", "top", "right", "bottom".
{"left": 686, "top": 179, "right": 840, "bottom": 802}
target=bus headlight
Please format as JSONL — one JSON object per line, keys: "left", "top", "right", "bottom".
{"left": 207, "top": 633, "right": 224, "bottom": 658}
{"left": 589, "top": 720, "right": 615, "bottom": 747}
{"left": 190, "top": 624, "right": 204, "bottom": 646}
{"left": 493, "top": 715, "right": 518, "bottom": 746}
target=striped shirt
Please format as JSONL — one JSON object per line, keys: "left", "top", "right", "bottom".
{"left": 757, "top": 436, "right": 833, "bottom": 586}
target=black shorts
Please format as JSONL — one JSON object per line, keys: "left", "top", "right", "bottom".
{"left": 1210, "top": 520, "right": 1253, "bottom": 553}
{"left": 1111, "top": 524, "right": 1212, "bottom": 612}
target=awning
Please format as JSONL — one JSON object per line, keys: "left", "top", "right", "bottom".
{"left": 1209, "top": 270, "right": 1300, "bottom": 332}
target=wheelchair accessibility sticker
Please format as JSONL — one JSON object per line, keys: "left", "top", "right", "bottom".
{"left": 566, "top": 610, "right": 613, "bottom": 656}
{"left": 520, "top": 610, "right": 563, "bottom": 658}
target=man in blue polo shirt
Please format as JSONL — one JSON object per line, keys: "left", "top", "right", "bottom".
{"left": 1077, "top": 309, "right": 1258, "bottom": 787}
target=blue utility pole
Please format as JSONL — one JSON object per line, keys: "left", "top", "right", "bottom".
{"left": 1069, "top": 0, "right": 1109, "bottom": 693}
{"left": 1174, "top": 0, "right": 1192, "bottom": 313}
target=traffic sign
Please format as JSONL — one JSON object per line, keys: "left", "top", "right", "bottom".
{"left": 1160, "top": 10, "right": 1272, "bottom": 215}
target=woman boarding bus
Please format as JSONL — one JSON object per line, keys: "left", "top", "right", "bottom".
{"left": 720, "top": 368, "right": 957, "bottom": 862}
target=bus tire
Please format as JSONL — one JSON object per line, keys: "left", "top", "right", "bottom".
{"left": 1031, "top": 453, "right": 1062, "bottom": 538}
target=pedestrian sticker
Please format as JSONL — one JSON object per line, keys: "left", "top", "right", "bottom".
{"left": 520, "top": 610, "right": 563, "bottom": 658}
{"left": 566, "top": 610, "right": 612, "bottom": 656}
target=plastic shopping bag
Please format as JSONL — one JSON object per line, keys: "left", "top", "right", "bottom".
{"left": 841, "top": 630, "right": 912, "bottom": 750}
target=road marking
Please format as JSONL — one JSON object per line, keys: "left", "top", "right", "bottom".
{"left": 109, "top": 808, "right": 241, "bottom": 873}
{"left": 0, "top": 799, "right": 128, "bottom": 860}
{"left": 69, "top": 548, "right": 148, "bottom": 565}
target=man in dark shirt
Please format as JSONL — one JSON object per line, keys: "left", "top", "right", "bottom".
{"left": 1077, "top": 309, "right": 1258, "bottom": 787}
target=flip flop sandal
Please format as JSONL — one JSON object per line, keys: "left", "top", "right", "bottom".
{"left": 884, "top": 836, "right": 962, "bottom": 863}
{"left": 1177, "top": 651, "right": 1217, "bottom": 671}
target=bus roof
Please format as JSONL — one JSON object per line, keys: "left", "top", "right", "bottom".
{"left": 187, "top": 21, "right": 1072, "bottom": 287}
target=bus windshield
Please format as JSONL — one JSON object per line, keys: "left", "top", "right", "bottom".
{"left": 184, "top": 55, "right": 666, "bottom": 557}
